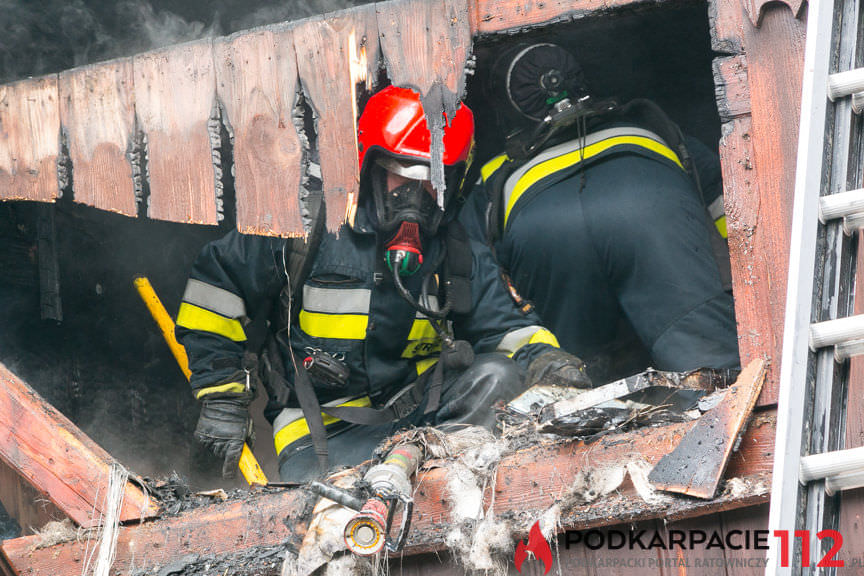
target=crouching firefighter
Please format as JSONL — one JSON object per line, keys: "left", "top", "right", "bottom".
{"left": 465, "top": 43, "right": 740, "bottom": 380}
{"left": 176, "top": 85, "right": 590, "bottom": 482}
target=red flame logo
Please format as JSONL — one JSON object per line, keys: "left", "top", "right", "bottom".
{"left": 514, "top": 520, "right": 553, "bottom": 574}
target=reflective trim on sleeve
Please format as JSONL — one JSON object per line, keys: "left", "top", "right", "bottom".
{"left": 182, "top": 279, "right": 246, "bottom": 318}
{"left": 177, "top": 302, "right": 247, "bottom": 342}
{"left": 503, "top": 127, "right": 684, "bottom": 228}
{"left": 273, "top": 396, "right": 372, "bottom": 456}
{"left": 528, "top": 328, "right": 560, "bottom": 347}
{"left": 496, "top": 325, "right": 554, "bottom": 356}
{"left": 195, "top": 382, "right": 246, "bottom": 400}
{"left": 481, "top": 154, "right": 510, "bottom": 182}
{"left": 298, "top": 310, "right": 369, "bottom": 340}
{"left": 302, "top": 285, "right": 371, "bottom": 314}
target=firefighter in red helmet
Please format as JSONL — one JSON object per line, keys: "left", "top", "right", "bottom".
{"left": 176, "top": 85, "right": 589, "bottom": 482}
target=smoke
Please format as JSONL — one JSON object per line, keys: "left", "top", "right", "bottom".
{"left": 0, "top": 0, "right": 373, "bottom": 86}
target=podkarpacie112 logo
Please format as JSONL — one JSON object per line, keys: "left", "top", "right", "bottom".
{"left": 515, "top": 520, "right": 553, "bottom": 574}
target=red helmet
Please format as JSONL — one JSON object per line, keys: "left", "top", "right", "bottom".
{"left": 358, "top": 85, "right": 474, "bottom": 172}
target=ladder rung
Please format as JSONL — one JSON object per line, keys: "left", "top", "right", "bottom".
{"left": 834, "top": 338, "right": 864, "bottom": 361}
{"left": 800, "top": 446, "right": 864, "bottom": 482}
{"left": 809, "top": 315, "right": 864, "bottom": 350}
{"left": 854, "top": 92, "right": 864, "bottom": 115}
{"left": 819, "top": 188, "right": 864, "bottom": 222}
{"left": 843, "top": 212, "right": 864, "bottom": 235}
{"left": 826, "top": 470, "right": 864, "bottom": 496}
{"left": 828, "top": 68, "right": 864, "bottom": 101}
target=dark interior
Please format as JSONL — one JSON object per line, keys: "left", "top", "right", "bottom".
{"left": 0, "top": 0, "right": 723, "bottom": 532}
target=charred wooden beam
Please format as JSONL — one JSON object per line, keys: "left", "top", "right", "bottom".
{"left": 649, "top": 358, "right": 767, "bottom": 499}
{"left": 36, "top": 205, "right": 62, "bottom": 322}
{"left": 2, "top": 409, "right": 775, "bottom": 575}
{"left": 0, "top": 362, "right": 159, "bottom": 528}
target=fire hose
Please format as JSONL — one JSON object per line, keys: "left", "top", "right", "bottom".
{"left": 309, "top": 443, "right": 422, "bottom": 556}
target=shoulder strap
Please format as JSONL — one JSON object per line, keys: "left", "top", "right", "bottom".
{"left": 280, "top": 190, "right": 327, "bottom": 327}
{"left": 444, "top": 221, "right": 473, "bottom": 315}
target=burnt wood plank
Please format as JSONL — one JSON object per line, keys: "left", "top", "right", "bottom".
{"left": 376, "top": 0, "right": 470, "bottom": 98}
{"left": 648, "top": 359, "right": 766, "bottom": 499}
{"left": 720, "top": 504, "right": 769, "bottom": 574}
{"left": 294, "top": 5, "right": 379, "bottom": 233}
{"left": 0, "top": 461, "right": 65, "bottom": 537}
{"left": 742, "top": 0, "right": 804, "bottom": 26}
{"left": 58, "top": 60, "right": 136, "bottom": 216}
{"left": 2, "top": 412, "right": 776, "bottom": 574}
{"left": 0, "top": 76, "right": 61, "bottom": 203}
{"left": 0, "top": 362, "right": 158, "bottom": 528}
{"left": 216, "top": 27, "right": 305, "bottom": 237}
{"left": 737, "top": 4, "right": 805, "bottom": 405}
{"left": 1, "top": 489, "right": 313, "bottom": 576}
{"left": 376, "top": 0, "right": 471, "bottom": 193}
{"left": 134, "top": 40, "right": 220, "bottom": 225}
{"left": 469, "top": 0, "right": 667, "bottom": 36}
{"left": 713, "top": 54, "right": 751, "bottom": 122}
{"left": 838, "top": 230, "right": 864, "bottom": 566}
{"left": 658, "top": 516, "right": 728, "bottom": 575}
{"left": 709, "top": 0, "right": 746, "bottom": 54}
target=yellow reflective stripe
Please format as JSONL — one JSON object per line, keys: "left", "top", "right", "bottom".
{"left": 195, "top": 382, "right": 246, "bottom": 400}
{"left": 715, "top": 215, "right": 728, "bottom": 239}
{"left": 481, "top": 154, "right": 509, "bottom": 182}
{"left": 504, "top": 136, "right": 684, "bottom": 227}
{"left": 176, "top": 302, "right": 246, "bottom": 342}
{"left": 528, "top": 329, "right": 560, "bottom": 348}
{"left": 416, "top": 357, "right": 438, "bottom": 375}
{"left": 407, "top": 319, "right": 437, "bottom": 341}
{"left": 273, "top": 396, "right": 372, "bottom": 455}
{"left": 298, "top": 310, "right": 368, "bottom": 340}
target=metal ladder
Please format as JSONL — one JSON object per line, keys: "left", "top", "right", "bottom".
{"left": 767, "top": 0, "right": 864, "bottom": 574}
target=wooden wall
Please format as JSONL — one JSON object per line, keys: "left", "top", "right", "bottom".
{"left": 0, "top": 0, "right": 474, "bottom": 237}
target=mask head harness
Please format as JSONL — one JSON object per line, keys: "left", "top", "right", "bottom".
{"left": 487, "top": 43, "right": 618, "bottom": 160}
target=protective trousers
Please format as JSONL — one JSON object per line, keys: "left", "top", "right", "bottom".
{"left": 277, "top": 353, "right": 524, "bottom": 482}
{"left": 497, "top": 154, "right": 740, "bottom": 378}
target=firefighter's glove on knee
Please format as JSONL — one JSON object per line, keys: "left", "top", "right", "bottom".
{"left": 194, "top": 391, "right": 255, "bottom": 479}
{"left": 527, "top": 349, "right": 592, "bottom": 389}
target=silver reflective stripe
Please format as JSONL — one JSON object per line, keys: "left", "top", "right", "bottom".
{"left": 502, "top": 126, "right": 671, "bottom": 215}
{"left": 182, "top": 279, "right": 246, "bottom": 318}
{"left": 708, "top": 195, "right": 726, "bottom": 220}
{"left": 303, "top": 285, "right": 371, "bottom": 314}
{"left": 496, "top": 325, "right": 545, "bottom": 355}
{"left": 272, "top": 395, "right": 356, "bottom": 436}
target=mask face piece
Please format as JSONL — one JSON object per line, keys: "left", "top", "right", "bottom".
{"left": 370, "top": 162, "right": 444, "bottom": 235}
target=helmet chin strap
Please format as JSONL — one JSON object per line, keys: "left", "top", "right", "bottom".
{"left": 384, "top": 221, "right": 424, "bottom": 277}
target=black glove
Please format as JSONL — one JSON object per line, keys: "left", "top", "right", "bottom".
{"left": 195, "top": 391, "right": 254, "bottom": 479}
{"left": 526, "top": 349, "right": 592, "bottom": 389}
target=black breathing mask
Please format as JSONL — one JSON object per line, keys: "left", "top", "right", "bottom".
{"left": 369, "top": 156, "right": 462, "bottom": 276}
